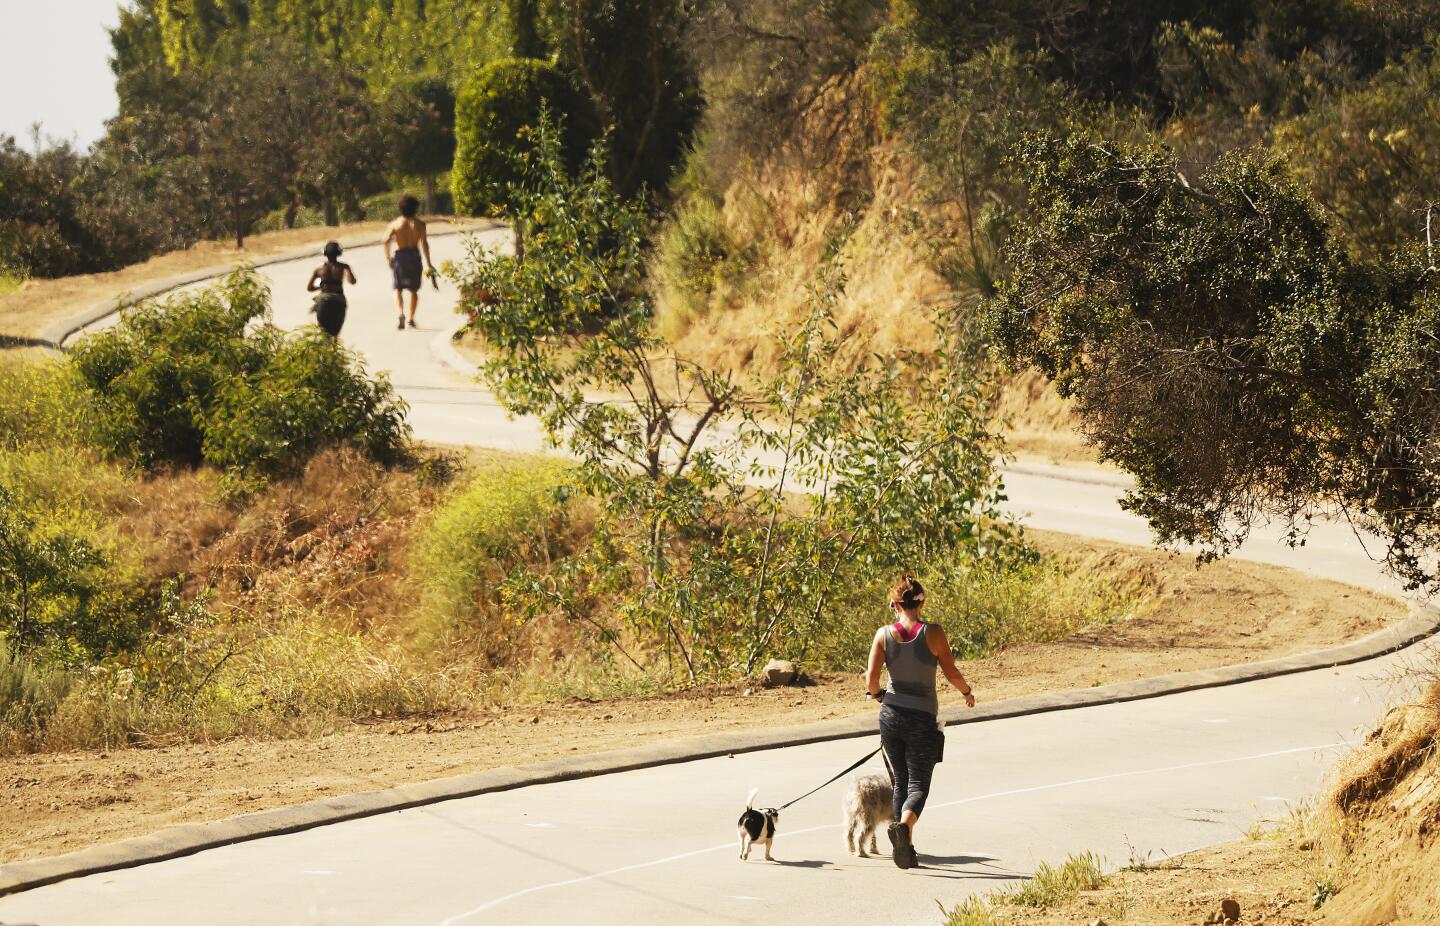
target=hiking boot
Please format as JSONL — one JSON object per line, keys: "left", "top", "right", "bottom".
{"left": 887, "top": 822, "right": 914, "bottom": 870}
{"left": 397, "top": 317, "right": 405, "bottom": 330}
{"left": 408, "top": 318, "right": 417, "bottom": 328}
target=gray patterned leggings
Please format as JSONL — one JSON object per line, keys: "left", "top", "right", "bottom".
{"left": 879, "top": 703, "right": 943, "bottom": 820}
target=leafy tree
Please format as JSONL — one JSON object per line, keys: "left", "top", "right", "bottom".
{"left": 99, "top": 33, "right": 387, "bottom": 246}
{"left": 890, "top": 0, "right": 1378, "bottom": 101}
{"left": 90, "top": 61, "right": 216, "bottom": 255}
{"left": 193, "top": 49, "right": 296, "bottom": 246}
{"left": 451, "top": 58, "right": 594, "bottom": 217}
{"left": 554, "top": 0, "right": 700, "bottom": 196}
{"left": 1275, "top": 46, "right": 1440, "bottom": 258}
{"left": 0, "top": 138, "right": 151, "bottom": 278}
{"left": 453, "top": 115, "right": 1015, "bottom": 678}
{"left": 300, "top": 73, "right": 389, "bottom": 226}
{"left": 686, "top": 0, "right": 884, "bottom": 167}
{"left": 988, "top": 131, "right": 1440, "bottom": 588}
{"left": 385, "top": 76, "right": 457, "bottom": 214}
{"left": 0, "top": 486, "right": 105, "bottom": 652}
{"left": 869, "top": 37, "right": 1079, "bottom": 297}
{"left": 508, "top": 0, "right": 544, "bottom": 58}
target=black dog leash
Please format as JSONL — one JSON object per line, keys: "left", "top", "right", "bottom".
{"left": 777, "top": 746, "right": 883, "bottom": 810}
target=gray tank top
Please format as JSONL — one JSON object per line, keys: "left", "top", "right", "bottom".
{"left": 884, "top": 622, "right": 940, "bottom": 716}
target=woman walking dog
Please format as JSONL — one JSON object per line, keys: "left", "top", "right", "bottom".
{"left": 865, "top": 574, "right": 976, "bottom": 869}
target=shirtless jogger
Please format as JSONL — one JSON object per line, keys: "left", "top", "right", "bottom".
{"left": 383, "top": 195, "right": 434, "bottom": 330}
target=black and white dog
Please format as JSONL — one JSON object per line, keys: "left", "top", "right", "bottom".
{"left": 737, "top": 789, "right": 780, "bottom": 861}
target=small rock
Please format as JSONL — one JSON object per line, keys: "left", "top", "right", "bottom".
{"left": 1220, "top": 898, "right": 1241, "bottom": 922}
{"left": 742, "top": 688, "right": 753, "bottom": 697}
{"left": 761, "top": 659, "right": 797, "bottom": 687}
{"left": 1089, "top": 919, "right": 1108, "bottom": 926}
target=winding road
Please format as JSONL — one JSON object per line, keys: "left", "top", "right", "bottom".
{"left": 0, "top": 230, "right": 1431, "bottom": 925}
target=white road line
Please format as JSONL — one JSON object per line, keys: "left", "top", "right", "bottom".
{"left": 436, "top": 739, "right": 1353, "bottom": 924}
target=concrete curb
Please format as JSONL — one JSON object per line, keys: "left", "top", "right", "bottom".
{"left": 426, "top": 224, "right": 514, "bottom": 379}
{"left": 38, "top": 221, "right": 497, "bottom": 350}
{"left": 1006, "top": 461, "right": 1133, "bottom": 490}
{"left": 431, "top": 305, "right": 483, "bottom": 378}
{"left": 3, "top": 603, "right": 1434, "bottom": 896}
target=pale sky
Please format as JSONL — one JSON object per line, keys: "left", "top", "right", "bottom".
{"left": 1, "top": 0, "right": 127, "bottom": 150}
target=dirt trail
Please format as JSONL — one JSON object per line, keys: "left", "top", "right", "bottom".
{"left": 0, "top": 534, "right": 1404, "bottom": 865}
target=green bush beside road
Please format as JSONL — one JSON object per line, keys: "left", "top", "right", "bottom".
{"left": 451, "top": 58, "right": 594, "bottom": 217}
{"left": 71, "top": 269, "right": 409, "bottom": 494}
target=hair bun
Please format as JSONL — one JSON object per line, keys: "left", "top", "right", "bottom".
{"left": 889, "top": 573, "right": 926, "bottom": 609}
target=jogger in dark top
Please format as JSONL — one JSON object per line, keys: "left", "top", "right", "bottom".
{"left": 306, "top": 241, "right": 356, "bottom": 337}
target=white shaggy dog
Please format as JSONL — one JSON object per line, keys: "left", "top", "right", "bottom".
{"left": 843, "top": 772, "right": 893, "bottom": 857}
{"left": 737, "top": 789, "right": 779, "bottom": 861}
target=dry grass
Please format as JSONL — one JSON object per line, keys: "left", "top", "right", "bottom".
{"left": 1332, "top": 681, "right": 1440, "bottom": 817}
{"left": 1302, "top": 671, "right": 1440, "bottom": 925}
{"left": 113, "top": 447, "right": 443, "bottom": 631}
{"left": 665, "top": 142, "right": 948, "bottom": 378}
{"left": 653, "top": 89, "right": 1095, "bottom": 463}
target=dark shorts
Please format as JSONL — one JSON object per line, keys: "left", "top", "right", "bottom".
{"left": 313, "top": 293, "right": 346, "bottom": 337}
{"left": 391, "top": 248, "right": 422, "bottom": 292}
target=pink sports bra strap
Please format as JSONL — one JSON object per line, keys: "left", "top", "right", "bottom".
{"left": 892, "top": 620, "right": 923, "bottom": 643}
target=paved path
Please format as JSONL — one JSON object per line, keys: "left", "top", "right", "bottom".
{"left": 3, "top": 233, "right": 1428, "bottom": 925}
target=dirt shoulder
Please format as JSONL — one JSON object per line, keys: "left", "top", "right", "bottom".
{"left": 0, "top": 531, "right": 1404, "bottom": 864}
{"left": 977, "top": 830, "right": 1325, "bottom": 926}
{"left": 0, "top": 220, "right": 470, "bottom": 343}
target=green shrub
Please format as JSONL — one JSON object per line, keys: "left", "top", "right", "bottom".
{"left": 0, "top": 354, "right": 97, "bottom": 451}
{"left": 201, "top": 331, "right": 410, "bottom": 495}
{"left": 0, "top": 484, "right": 108, "bottom": 652}
{"left": 937, "top": 897, "right": 1002, "bottom": 926}
{"left": 412, "top": 458, "right": 571, "bottom": 628}
{"left": 1006, "top": 851, "right": 1107, "bottom": 908}
{"left": 652, "top": 166, "right": 753, "bottom": 338}
{"left": 69, "top": 269, "right": 410, "bottom": 493}
{"left": 70, "top": 269, "right": 276, "bottom": 468}
{"left": 451, "top": 58, "right": 594, "bottom": 216}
